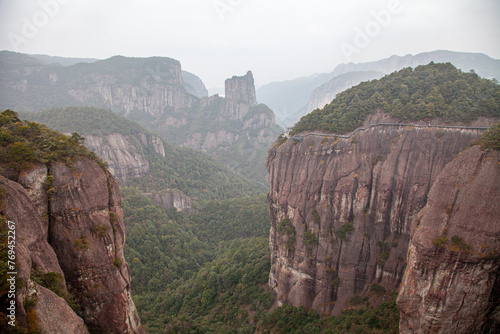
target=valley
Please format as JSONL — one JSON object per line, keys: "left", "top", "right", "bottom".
{"left": 0, "top": 51, "right": 499, "bottom": 334}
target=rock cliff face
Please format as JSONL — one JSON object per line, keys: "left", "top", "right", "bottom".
{"left": 266, "top": 115, "right": 494, "bottom": 316}
{"left": 1, "top": 52, "right": 281, "bottom": 183}
{"left": 84, "top": 133, "right": 165, "bottom": 182}
{"left": 397, "top": 145, "right": 500, "bottom": 333}
{"left": 0, "top": 158, "right": 144, "bottom": 333}
{"left": 144, "top": 189, "right": 192, "bottom": 212}
{"left": 225, "top": 71, "right": 258, "bottom": 106}
{"left": 0, "top": 52, "right": 198, "bottom": 116}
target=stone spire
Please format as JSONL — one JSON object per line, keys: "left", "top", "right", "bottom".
{"left": 224, "top": 70, "right": 258, "bottom": 106}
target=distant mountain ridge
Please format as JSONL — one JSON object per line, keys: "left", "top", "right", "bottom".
{"left": 30, "top": 52, "right": 209, "bottom": 98}
{"left": 258, "top": 50, "right": 500, "bottom": 127}
{"left": 0, "top": 51, "right": 280, "bottom": 182}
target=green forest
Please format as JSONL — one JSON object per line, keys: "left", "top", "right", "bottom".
{"left": 292, "top": 62, "right": 500, "bottom": 135}
{"left": 21, "top": 106, "right": 267, "bottom": 201}
{"left": 0, "top": 108, "right": 404, "bottom": 333}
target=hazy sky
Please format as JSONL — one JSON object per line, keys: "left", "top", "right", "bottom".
{"left": 1, "top": 0, "right": 499, "bottom": 91}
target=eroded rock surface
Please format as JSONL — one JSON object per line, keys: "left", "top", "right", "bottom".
{"left": 397, "top": 145, "right": 500, "bottom": 333}
{"left": 0, "top": 158, "right": 144, "bottom": 333}
{"left": 225, "top": 70, "right": 258, "bottom": 106}
{"left": 266, "top": 116, "right": 493, "bottom": 316}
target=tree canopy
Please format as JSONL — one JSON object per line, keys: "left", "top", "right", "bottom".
{"left": 292, "top": 62, "right": 500, "bottom": 135}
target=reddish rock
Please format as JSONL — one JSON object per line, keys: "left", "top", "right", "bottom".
{"left": 397, "top": 145, "right": 500, "bottom": 333}
{"left": 0, "top": 157, "right": 144, "bottom": 333}
{"left": 48, "top": 158, "right": 143, "bottom": 333}
{"left": 266, "top": 117, "right": 493, "bottom": 316}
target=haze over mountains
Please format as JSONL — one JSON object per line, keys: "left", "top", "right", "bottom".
{"left": 258, "top": 50, "right": 500, "bottom": 127}
{"left": 0, "top": 51, "right": 281, "bottom": 183}
{"left": 1, "top": 49, "right": 499, "bottom": 333}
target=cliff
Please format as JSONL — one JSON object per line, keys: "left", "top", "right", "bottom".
{"left": 83, "top": 132, "right": 165, "bottom": 182}
{"left": 225, "top": 71, "right": 258, "bottom": 106}
{"left": 266, "top": 115, "right": 495, "bottom": 316}
{"left": 397, "top": 145, "right": 500, "bottom": 333}
{"left": 1, "top": 52, "right": 281, "bottom": 184}
{"left": 0, "top": 158, "right": 144, "bottom": 333}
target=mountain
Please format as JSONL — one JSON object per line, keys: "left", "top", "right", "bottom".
{"left": 0, "top": 51, "right": 280, "bottom": 182}
{"left": 0, "top": 110, "right": 144, "bottom": 333}
{"left": 31, "top": 52, "right": 209, "bottom": 98}
{"left": 30, "top": 54, "right": 101, "bottom": 66}
{"left": 265, "top": 63, "right": 499, "bottom": 331}
{"left": 21, "top": 106, "right": 267, "bottom": 208}
{"left": 259, "top": 50, "right": 500, "bottom": 127}
{"left": 162, "top": 70, "right": 282, "bottom": 181}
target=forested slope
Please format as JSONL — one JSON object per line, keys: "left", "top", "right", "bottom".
{"left": 292, "top": 62, "right": 500, "bottom": 135}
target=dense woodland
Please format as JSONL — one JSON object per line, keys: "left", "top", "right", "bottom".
{"left": 2, "top": 60, "right": 499, "bottom": 332}
{"left": 292, "top": 62, "right": 500, "bottom": 135}
{"left": 22, "top": 107, "right": 267, "bottom": 200}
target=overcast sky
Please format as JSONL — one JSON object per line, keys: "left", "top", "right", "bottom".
{"left": 1, "top": 0, "right": 499, "bottom": 91}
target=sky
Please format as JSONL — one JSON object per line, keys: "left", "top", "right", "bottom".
{"left": 0, "top": 0, "right": 499, "bottom": 92}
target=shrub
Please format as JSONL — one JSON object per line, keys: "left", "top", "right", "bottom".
{"left": 304, "top": 230, "right": 319, "bottom": 245}
{"left": 371, "top": 284, "right": 386, "bottom": 295}
{"left": 433, "top": 235, "right": 448, "bottom": 248}
{"left": 337, "top": 222, "right": 354, "bottom": 241}
{"left": 477, "top": 123, "right": 500, "bottom": 150}
{"left": 450, "top": 235, "right": 471, "bottom": 253}
{"left": 114, "top": 258, "right": 123, "bottom": 268}
{"left": 312, "top": 209, "right": 320, "bottom": 224}
{"left": 74, "top": 235, "right": 89, "bottom": 251}
{"left": 93, "top": 224, "right": 110, "bottom": 238}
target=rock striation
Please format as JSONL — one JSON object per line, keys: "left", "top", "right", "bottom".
{"left": 266, "top": 114, "right": 495, "bottom": 316}
{"left": 83, "top": 133, "right": 165, "bottom": 183}
{"left": 225, "top": 71, "right": 258, "bottom": 106}
{"left": 1, "top": 52, "right": 282, "bottom": 183}
{"left": 0, "top": 158, "right": 144, "bottom": 333}
{"left": 397, "top": 145, "right": 500, "bottom": 333}
{"left": 144, "top": 189, "right": 192, "bottom": 212}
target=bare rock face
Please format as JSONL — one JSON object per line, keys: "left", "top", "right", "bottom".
{"left": 144, "top": 189, "right": 192, "bottom": 212}
{"left": 48, "top": 159, "right": 143, "bottom": 333}
{"left": 34, "top": 284, "right": 88, "bottom": 334}
{"left": 225, "top": 71, "right": 258, "bottom": 106}
{"left": 266, "top": 118, "right": 493, "bottom": 316}
{"left": 84, "top": 134, "right": 152, "bottom": 182}
{"left": 0, "top": 158, "right": 144, "bottom": 333}
{"left": 1, "top": 173, "right": 70, "bottom": 330}
{"left": 397, "top": 145, "right": 500, "bottom": 333}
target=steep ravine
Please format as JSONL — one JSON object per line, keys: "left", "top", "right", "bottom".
{"left": 265, "top": 117, "right": 495, "bottom": 316}
{"left": 1, "top": 158, "right": 144, "bottom": 333}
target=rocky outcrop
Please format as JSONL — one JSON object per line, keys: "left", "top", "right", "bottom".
{"left": 144, "top": 189, "right": 192, "bottom": 212}
{"left": 81, "top": 133, "right": 165, "bottom": 182}
{"left": 0, "top": 52, "right": 198, "bottom": 116}
{"left": 0, "top": 158, "right": 144, "bottom": 333}
{"left": 1, "top": 52, "right": 282, "bottom": 183}
{"left": 84, "top": 134, "right": 150, "bottom": 182}
{"left": 266, "top": 115, "right": 495, "bottom": 316}
{"left": 225, "top": 71, "right": 258, "bottom": 106}
{"left": 397, "top": 145, "right": 500, "bottom": 333}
